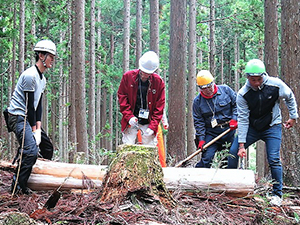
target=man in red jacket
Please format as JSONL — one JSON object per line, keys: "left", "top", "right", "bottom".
{"left": 117, "top": 51, "right": 165, "bottom": 146}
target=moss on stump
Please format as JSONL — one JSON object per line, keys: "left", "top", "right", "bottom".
{"left": 99, "top": 144, "right": 176, "bottom": 208}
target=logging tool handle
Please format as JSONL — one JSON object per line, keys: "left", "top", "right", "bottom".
{"left": 175, "top": 128, "right": 231, "bottom": 167}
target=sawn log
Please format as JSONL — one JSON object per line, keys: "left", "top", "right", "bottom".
{"left": 0, "top": 159, "right": 255, "bottom": 197}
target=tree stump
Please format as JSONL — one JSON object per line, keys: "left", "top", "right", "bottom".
{"left": 99, "top": 144, "right": 176, "bottom": 208}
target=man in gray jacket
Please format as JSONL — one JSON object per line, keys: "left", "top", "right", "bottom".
{"left": 228, "top": 59, "right": 298, "bottom": 207}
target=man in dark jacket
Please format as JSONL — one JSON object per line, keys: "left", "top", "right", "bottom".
{"left": 193, "top": 70, "right": 238, "bottom": 168}
{"left": 117, "top": 51, "right": 165, "bottom": 145}
{"left": 228, "top": 59, "right": 298, "bottom": 206}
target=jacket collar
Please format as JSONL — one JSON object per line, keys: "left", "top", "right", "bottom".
{"left": 135, "top": 69, "right": 153, "bottom": 84}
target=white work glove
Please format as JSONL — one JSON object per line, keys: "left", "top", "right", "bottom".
{"left": 129, "top": 117, "right": 138, "bottom": 127}
{"left": 33, "top": 129, "right": 42, "bottom": 146}
{"left": 144, "top": 128, "right": 154, "bottom": 136}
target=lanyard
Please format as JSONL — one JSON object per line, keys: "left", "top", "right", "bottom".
{"left": 206, "top": 96, "right": 217, "bottom": 117}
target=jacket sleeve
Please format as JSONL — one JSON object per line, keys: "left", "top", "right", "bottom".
{"left": 237, "top": 92, "right": 250, "bottom": 143}
{"left": 278, "top": 79, "right": 299, "bottom": 119}
{"left": 193, "top": 96, "right": 206, "bottom": 141}
{"left": 117, "top": 74, "right": 135, "bottom": 124}
{"left": 25, "top": 91, "right": 36, "bottom": 127}
{"left": 148, "top": 79, "right": 165, "bottom": 133}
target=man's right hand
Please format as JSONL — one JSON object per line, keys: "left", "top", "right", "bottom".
{"left": 238, "top": 146, "right": 247, "bottom": 158}
{"left": 198, "top": 140, "right": 205, "bottom": 151}
{"left": 129, "top": 117, "right": 138, "bottom": 127}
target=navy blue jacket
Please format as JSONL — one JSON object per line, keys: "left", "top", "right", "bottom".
{"left": 193, "top": 84, "right": 237, "bottom": 141}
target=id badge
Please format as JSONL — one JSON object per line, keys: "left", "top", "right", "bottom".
{"left": 211, "top": 117, "right": 218, "bottom": 128}
{"left": 138, "top": 108, "right": 149, "bottom": 119}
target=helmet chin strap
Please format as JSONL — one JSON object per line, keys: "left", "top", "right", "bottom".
{"left": 42, "top": 53, "right": 49, "bottom": 68}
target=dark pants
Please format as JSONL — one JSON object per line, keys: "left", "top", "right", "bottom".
{"left": 195, "top": 126, "right": 235, "bottom": 168}
{"left": 8, "top": 114, "right": 53, "bottom": 193}
{"left": 228, "top": 124, "right": 282, "bottom": 197}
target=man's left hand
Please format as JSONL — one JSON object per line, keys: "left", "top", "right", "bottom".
{"left": 33, "top": 129, "right": 42, "bottom": 146}
{"left": 229, "top": 119, "right": 238, "bottom": 130}
{"left": 284, "top": 119, "right": 296, "bottom": 129}
{"left": 144, "top": 128, "right": 154, "bottom": 136}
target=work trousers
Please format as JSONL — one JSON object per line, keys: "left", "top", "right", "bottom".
{"left": 228, "top": 124, "right": 282, "bottom": 197}
{"left": 122, "top": 124, "right": 157, "bottom": 146}
{"left": 195, "top": 126, "right": 235, "bottom": 168}
{"left": 8, "top": 114, "right": 53, "bottom": 193}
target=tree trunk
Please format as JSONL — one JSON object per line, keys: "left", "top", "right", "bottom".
{"left": 100, "top": 87, "right": 107, "bottom": 151}
{"left": 73, "top": 0, "right": 89, "bottom": 160}
{"left": 18, "top": 0, "right": 25, "bottom": 74}
{"left": 167, "top": 0, "right": 187, "bottom": 164}
{"left": 187, "top": 0, "right": 197, "bottom": 156}
{"left": 30, "top": 0, "right": 36, "bottom": 65}
{"left": 115, "top": 97, "right": 119, "bottom": 149}
{"left": 8, "top": 2, "right": 18, "bottom": 159}
{"left": 68, "top": 1, "right": 78, "bottom": 163}
{"left": 135, "top": 0, "right": 143, "bottom": 67}
{"left": 108, "top": 90, "right": 113, "bottom": 151}
{"left": 220, "top": 32, "right": 224, "bottom": 84}
{"left": 257, "top": 0, "right": 279, "bottom": 178}
{"left": 51, "top": 87, "right": 57, "bottom": 147}
{"left": 96, "top": 6, "right": 102, "bottom": 153}
{"left": 150, "top": 0, "right": 159, "bottom": 53}
{"left": 280, "top": 0, "right": 300, "bottom": 186}
{"left": 209, "top": 0, "right": 216, "bottom": 74}
{"left": 123, "top": 0, "right": 130, "bottom": 73}
{"left": 264, "top": 0, "right": 279, "bottom": 77}
{"left": 234, "top": 33, "right": 239, "bottom": 92}
{"left": 96, "top": 73, "right": 102, "bottom": 153}
{"left": 88, "top": 0, "right": 96, "bottom": 163}
{"left": 58, "top": 32, "right": 69, "bottom": 162}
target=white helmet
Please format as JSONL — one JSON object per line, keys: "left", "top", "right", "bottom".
{"left": 34, "top": 40, "right": 56, "bottom": 56}
{"left": 139, "top": 51, "right": 159, "bottom": 74}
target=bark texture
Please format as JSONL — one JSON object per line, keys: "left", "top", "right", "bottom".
{"left": 280, "top": 0, "right": 300, "bottom": 186}
{"left": 99, "top": 144, "right": 176, "bottom": 208}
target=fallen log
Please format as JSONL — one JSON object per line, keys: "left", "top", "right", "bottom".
{"left": 0, "top": 158, "right": 255, "bottom": 197}
{"left": 0, "top": 159, "right": 107, "bottom": 180}
{"left": 163, "top": 167, "right": 254, "bottom": 197}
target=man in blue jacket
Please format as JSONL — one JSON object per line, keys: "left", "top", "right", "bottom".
{"left": 193, "top": 70, "right": 238, "bottom": 168}
{"left": 228, "top": 59, "right": 298, "bottom": 206}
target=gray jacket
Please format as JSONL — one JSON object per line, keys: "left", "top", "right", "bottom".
{"left": 237, "top": 74, "right": 298, "bottom": 143}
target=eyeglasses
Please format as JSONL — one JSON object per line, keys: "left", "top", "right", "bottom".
{"left": 198, "top": 82, "right": 213, "bottom": 89}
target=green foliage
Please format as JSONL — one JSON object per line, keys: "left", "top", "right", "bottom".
{"left": 0, "top": 0, "right": 277, "bottom": 164}
{"left": 211, "top": 145, "right": 233, "bottom": 169}
{"left": 294, "top": 212, "right": 300, "bottom": 223}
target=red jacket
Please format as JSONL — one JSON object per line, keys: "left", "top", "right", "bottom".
{"left": 117, "top": 69, "right": 165, "bottom": 134}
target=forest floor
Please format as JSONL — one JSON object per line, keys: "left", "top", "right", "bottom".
{"left": 1, "top": 168, "right": 300, "bottom": 225}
